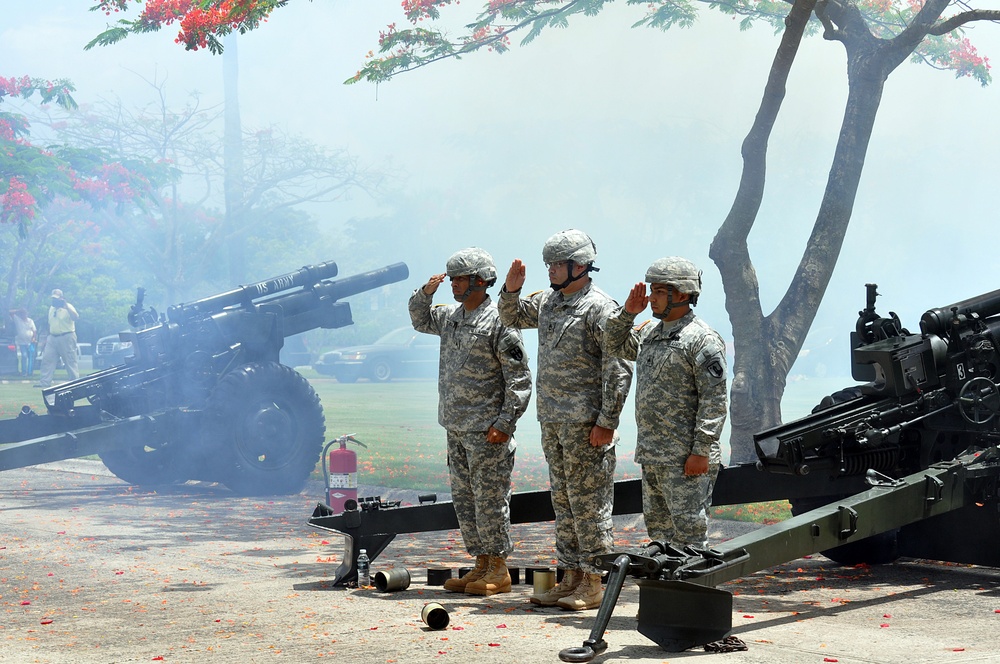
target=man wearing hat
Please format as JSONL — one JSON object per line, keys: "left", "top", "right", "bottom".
{"left": 605, "top": 257, "right": 728, "bottom": 551}
{"left": 409, "top": 248, "right": 532, "bottom": 597}
{"left": 36, "top": 288, "right": 80, "bottom": 388}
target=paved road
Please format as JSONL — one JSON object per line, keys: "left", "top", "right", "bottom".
{"left": 1, "top": 461, "right": 999, "bottom": 663}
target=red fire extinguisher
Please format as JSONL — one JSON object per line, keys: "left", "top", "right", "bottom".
{"left": 322, "top": 434, "right": 368, "bottom": 514}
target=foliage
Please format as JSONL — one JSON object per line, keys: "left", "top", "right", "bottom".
{"left": 88, "top": 0, "right": 291, "bottom": 54}
{"left": 20, "top": 77, "right": 378, "bottom": 305}
{"left": 1, "top": 76, "right": 166, "bottom": 238}
{"left": 344, "top": 1, "right": 992, "bottom": 86}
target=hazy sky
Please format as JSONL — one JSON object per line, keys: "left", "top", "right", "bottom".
{"left": 5, "top": 1, "right": 1000, "bottom": 390}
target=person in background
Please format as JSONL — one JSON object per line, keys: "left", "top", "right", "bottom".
{"left": 604, "top": 257, "right": 728, "bottom": 550}
{"left": 409, "top": 247, "right": 532, "bottom": 597}
{"left": 9, "top": 308, "right": 37, "bottom": 377}
{"left": 499, "top": 229, "right": 633, "bottom": 611}
{"left": 35, "top": 289, "right": 80, "bottom": 388}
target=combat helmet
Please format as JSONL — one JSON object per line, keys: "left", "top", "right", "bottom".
{"left": 542, "top": 229, "right": 599, "bottom": 290}
{"left": 446, "top": 247, "right": 497, "bottom": 301}
{"left": 645, "top": 257, "right": 702, "bottom": 315}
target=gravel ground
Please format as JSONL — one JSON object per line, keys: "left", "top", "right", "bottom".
{"left": 1, "top": 460, "right": 999, "bottom": 663}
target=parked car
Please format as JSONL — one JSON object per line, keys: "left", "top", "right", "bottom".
{"left": 280, "top": 334, "right": 312, "bottom": 368}
{"left": 92, "top": 332, "right": 133, "bottom": 370}
{"left": 313, "top": 327, "right": 439, "bottom": 383}
{"left": 0, "top": 337, "right": 19, "bottom": 375}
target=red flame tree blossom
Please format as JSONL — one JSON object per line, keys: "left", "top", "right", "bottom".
{"left": 347, "top": 1, "right": 993, "bottom": 85}
{"left": 88, "top": 0, "right": 287, "bottom": 53}
{"left": 0, "top": 76, "right": 160, "bottom": 236}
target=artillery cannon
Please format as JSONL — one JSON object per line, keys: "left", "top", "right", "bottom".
{"left": 309, "top": 282, "right": 1000, "bottom": 658}
{"left": 0, "top": 261, "right": 409, "bottom": 495}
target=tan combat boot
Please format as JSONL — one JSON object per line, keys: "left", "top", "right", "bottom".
{"left": 556, "top": 572, "right": 604, "bottom": 610}
{"left": 443, "top": 554, "right": 489, "bottom": 592}
{"left": 529, "top": 568, "right": 583, "bottom": 606}
{"left": 465, "top": 555, "right": 511, "bottom": 596}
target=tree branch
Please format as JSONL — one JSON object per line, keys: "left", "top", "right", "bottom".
{"left": 930, "top": 9, "right": 1000, "bottom": 35}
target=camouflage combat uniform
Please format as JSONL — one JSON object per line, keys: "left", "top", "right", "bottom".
{"left": 499, "top": 283, "right": 633, "bottom": 573}
{"left": 605, "top": 308, "right": 727, "bottom": 548}
{"left": 409, "top": 289, "right": 532, "bottom": 557}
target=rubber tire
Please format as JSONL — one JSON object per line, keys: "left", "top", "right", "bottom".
{"left": 99, "top": 445, "right": 182, "bottom": 486}
{"left": 370, "top": 360, "right": 393, "bottom": 382}
{"left": 98, "top": 396, "right": 182, "bottom": 487}
{"left": 203, "top": 362, "right": 325, "bottom": 496}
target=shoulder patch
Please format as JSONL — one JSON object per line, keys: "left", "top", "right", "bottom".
{"left": 499, "top": 330, "right": 527, "bottom": 362}
{"left": 706, "top": 359, "right": 725, "bottom": 379}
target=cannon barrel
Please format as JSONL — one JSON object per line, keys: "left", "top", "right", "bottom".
{"left": 920, "top": 287, "right": 1000, "bottom": 336}
{"left": 166, "top": 260, "right": 340, "bottom": 323}
{"left": 312, "top": 262, "right": 409, "bottom": 302}
{"left": 263, "top": 262, "right": 410, "bottom": 337}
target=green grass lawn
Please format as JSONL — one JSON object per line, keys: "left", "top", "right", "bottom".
{"left": 0, "top": 370, "right": 853, "bottom": 522}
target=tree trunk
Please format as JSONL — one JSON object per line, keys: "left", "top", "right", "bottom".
{"left": 223, "top": 33, "right": 246, "bottom": 285}
{"left": 710, "top": 0, "right": 817, "bottom": 463}
{"left": 715, "top": 1, "right": 937, "bottom": 463}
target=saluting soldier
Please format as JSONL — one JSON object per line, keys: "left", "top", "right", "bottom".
{"left": 605, "top": 257, "right": 728, "bottom": 549}
{"left": 409, "top": 247, "right": 532, "bottom": 597}
{"left": 499, "top": 229, "right": 633, "bottom": 611}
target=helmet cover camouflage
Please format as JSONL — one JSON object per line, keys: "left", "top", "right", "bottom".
{"left": 445, "top": 247, "right": 498, "bottom": 285}
{"left": 645, "top": 257, "right": 702, "bottom": 296}
{"left": 542, "top": 229, "right": 597, "bottom": 266}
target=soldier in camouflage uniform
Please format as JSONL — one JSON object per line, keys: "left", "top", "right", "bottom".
{"left": 499, "top": 229, "right": 633, "bottom": 611}
{"left": 605, "top": 257, "right": 727, "bottom": 549}
{"left": 409, "top": 247, "right": 532, "bottom": 597}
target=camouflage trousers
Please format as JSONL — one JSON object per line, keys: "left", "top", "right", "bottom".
{"left": 641, "top": 462, "right": 720, "bottom": 549}
{"left": 447, "top": 430, "right": 515, "bottom": 557}
{"left": 540, "top": 422, "right": 616, "bottom": 574}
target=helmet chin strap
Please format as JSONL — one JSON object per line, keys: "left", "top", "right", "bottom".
{"left": 549, "top": 262, "right": 597, "bottom": 291}
{"left": 652, "top": 288, "right": 686, "bottom": 320}
{"left": 453, "top": 276, "right": 489, "bottom": 302}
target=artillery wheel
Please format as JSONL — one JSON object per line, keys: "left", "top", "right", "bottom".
{"left": 97, "top": 396, "right": 182, "bottom": 487}
{"left": 99, "top": 446, "right": 182, "bottom": 486}
{"left": 203, "top": 362, "right": 325, "bottom": 496}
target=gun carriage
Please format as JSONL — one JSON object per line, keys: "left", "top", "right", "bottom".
{"left": 309, "top": 283, "right": 1000, "bottom": 660}
{"left": 0, "top": 261, "right": 409, "bottom": 496}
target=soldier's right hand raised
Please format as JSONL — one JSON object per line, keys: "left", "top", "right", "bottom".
{"left": 422, "top": 273, "right": 447, "bottom": 295}
{"left": 624, "top": 283, "right": 648, "bottom": 315}
{"left": 505, "top": 259, "right": 526, "bottom": 293}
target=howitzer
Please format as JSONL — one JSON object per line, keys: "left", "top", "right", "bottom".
{"left": 308, "top": 283, "right": 1000, "bottom": 658}
{"left": 556, "top": 282, "right": 1000, "bottom": 660}
{"left": 0, "top": 261, "right": 409, "bottom": 495}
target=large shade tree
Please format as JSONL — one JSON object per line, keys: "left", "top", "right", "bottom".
{"left": 25, "top": 75, "right": 379, "bottom": 304}
{"left": 89, "top": 0, "right": 999, "bottom": 462}
{"left": 0, "top": 76, "right": 165, "bottom": 331}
